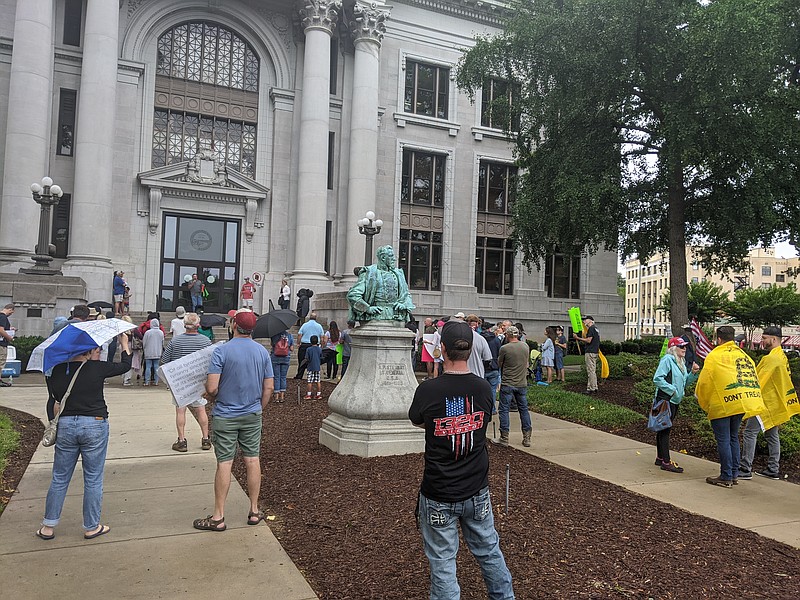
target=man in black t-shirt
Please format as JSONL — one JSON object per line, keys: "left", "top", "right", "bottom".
{"left": 409, "top": 320, "right": 514, "bottom": 600}
{"left": 0, "top": 304, "right": 15, "bottom": 387}
{"left": 574, "top": 315, "right": 600, "bottom": 393}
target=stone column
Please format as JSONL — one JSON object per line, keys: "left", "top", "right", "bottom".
{"left": 0, "top": 0, "right": 54, "bottom": 267}
{"left": 62, "top": 0, "right": 119, "bottom": 299}
{"left": 292, "top": 0, "right": 341, "bottom": 281}
{"left": 343, "top": 3, "right": 388, "bottom": 278}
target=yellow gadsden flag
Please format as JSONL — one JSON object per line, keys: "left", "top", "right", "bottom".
{"left": 754, "top": 346, "right": 800, "bottom": 431}
{"left": 696, "top": 341, "right": 766, "bottom": 421}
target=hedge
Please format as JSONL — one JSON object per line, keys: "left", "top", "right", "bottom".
{"left": 12, "top": 335, "right": 45, "bottom": 371}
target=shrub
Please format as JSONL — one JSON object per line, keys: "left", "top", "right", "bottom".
{"left": 638, "top": 336, "right": 667, "bottom": 354}
{"left": 12, "top": 335, "right": 45, "bottom": 371}
{"left": 621, "top": 340, "right": 640, "bottom": 354}
{"left": 599, "top": 340, "right": 621, "bottom": 355}
{"left": 527, "top": 386, "right": 644, "bottom": 428}
{"left": 633, "top": 378, "right": 656, "bottom": 409}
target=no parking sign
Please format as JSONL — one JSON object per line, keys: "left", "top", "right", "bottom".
{"left": 251, "top": 272, "right": 264, "bottom": 287}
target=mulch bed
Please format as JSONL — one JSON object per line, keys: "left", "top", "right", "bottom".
{"left": 0, "top": 406, "right": 44, "bottom": 514}
{"left": 231, "top": 381, "right": 800, "bottom": 599}
{"left": 564, "top": 378, "right": 800, "bottom": 482}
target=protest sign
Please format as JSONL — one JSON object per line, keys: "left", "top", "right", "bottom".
{"left": 158, "top": 344, "right": 217, "bottom": 407}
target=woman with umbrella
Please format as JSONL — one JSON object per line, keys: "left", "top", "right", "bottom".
{"left": 37, "top": 333, "right": 131, "bottom": 541}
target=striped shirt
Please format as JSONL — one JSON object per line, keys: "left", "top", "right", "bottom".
{"left": 160, "top": 332, "right": 212, "bottom": 365}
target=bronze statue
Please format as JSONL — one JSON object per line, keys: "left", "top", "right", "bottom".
{"left": 347, "top": 245, "right": 415, "bottom": 323}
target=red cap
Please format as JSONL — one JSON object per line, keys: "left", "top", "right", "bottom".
{"left": 227, "top": 309, "right": 237, "bottom": 317}
{"left": 234, "top": 311, "right": 257, "bottom": 331}
{"left": 667, "top": 336, "right": 689, "bottom": 349}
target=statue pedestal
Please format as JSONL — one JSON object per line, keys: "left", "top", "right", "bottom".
{"left": 319, "top": 321, "right": 424, "bottom": 457}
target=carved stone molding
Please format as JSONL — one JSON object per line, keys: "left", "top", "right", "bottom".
{"left": 298, "top": 0, "right": 342, "bottom": 34}
{"left": 185, "top": 151, "right": 229, "bottom": 186}
{"left": 350, "top": 2, "right": 389, "bottom": 46}
{"left": 148, "top": 187, "right": 162, "bottom": 234}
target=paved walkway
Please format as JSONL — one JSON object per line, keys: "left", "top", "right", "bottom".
{"left": 2, "top": 378, "right": 799, "bottom": 600}
{"left": 0, "top": 380, "right": 317, "bottom": 600}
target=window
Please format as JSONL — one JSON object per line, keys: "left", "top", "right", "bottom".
{"left": 762, "top": 265, "right": 772, "bottom": 276}
{"left": 481, "top": 78, "right": 519, "bottom": 130}
{"left": 399, "top": 230, "right": 442, "bottom": 290}
{"left": 692, "top": 261, "right": 699, "bottom": 270}
{"left": 777, "top": 274, "right": 786, "bottom": 283}
{"left": 324, "top": 220, "right": 332, "bottom": 275}
{"left": 156, "top": 23, "right": 259, "bottom": 91}
{"left": 401, "top": 149, "right": 445, "bottom": 207}
{"left": 404, "top": 60, "right": 449, "bottom": 119}
{"left": 691, "top": 277, "right": 699, "bottom": 283}
{"left": 56, "top": 89, "right": 77, "bottom": 156}
{"left": 476, "top": 237, "right": 515, "bottom": 295}
{"left": 63, "top": 0, "right": 82, "bottom": 46}
{"left": 478, "top": 161, "right": 517, "bottom": 214}
{"left": 51, "top": 193, "right": 71, "bottom": 258}
{"left": 327, "top": 132, "right": 335, "bottom": 190}
{"left": 330, "top": 38, "right": 338, "bottom": 95}
{"left": 152, "top": 110, "right": 257, "bottom": 178}
{"left": 544, "top": 250, "right": 580, "bottom": 299}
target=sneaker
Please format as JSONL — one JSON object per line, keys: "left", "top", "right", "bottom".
{"left": 201, "top": 438, "right": 212, "bottom": 451}
{"left": 660, "top": 461, "right": 684, "bottom": 473}
{"left": 123, "top": 381, "right": 132, "bottom": 387}
{"left": 654, "top": 457, "right": 665, "bottom": 467}
{"left": 304, "top": 393, "right": 312, "bottom": 400}
{"left": 756, "top": 470, "right": 781, "bottom": 480}
{"left": 315, "top": 392, "right": 323, "bottom": 399}
{"left": 705, "top": 476, "right": 733, "bottom": 488}
{"left": 737, "top": 470, "right": 753, "bottom": 480}
{"left": 172, "top": 439, "right": 188, "bottom": 453}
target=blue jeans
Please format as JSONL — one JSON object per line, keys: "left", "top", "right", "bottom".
{"left": 191, "top": 293, "right": 203, "bottom": 310}
{"left": 144, "top": 358, "right": 160, "bottom": 383}
{"left": 499, "top": 385, "right": 532, "bottom": 433}
{"left": 418, "top": 487, "right": 514, "bottom": 600}
{"left": 341, "top": 355, "right": 350, "bottom": 379}
{"left": 710, "top": 413, "right": 744, "bottom": 480}
{"left": 271, "top": 356, "right": 290, "bottom": 392}
{"left": 43, "top": 416, "right": 109, "bottom": 530}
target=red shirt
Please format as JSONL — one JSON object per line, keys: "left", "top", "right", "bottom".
{"left": 241, "top": 282, "right": 256, "bottom": 299}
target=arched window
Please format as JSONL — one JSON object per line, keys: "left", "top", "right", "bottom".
{"left": 152, "top": 22, "right": 259, "bottom": 178}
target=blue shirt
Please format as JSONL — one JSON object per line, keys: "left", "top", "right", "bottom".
{"left": 113, "top": 275, "right": 125, "bottom": 295}
{"left": 208, "top": 338, "right": 273, "bottom": 418}
{"left": 305, "top": 346, "right": 322, "bottom": 372}
{"left": 298, "top": 319, "right": 323, "bottom": 344}
{"left": 653, "top": 353, "right": 698, "bottom": 405}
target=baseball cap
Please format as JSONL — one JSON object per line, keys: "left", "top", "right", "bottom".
{"left": 504, "top": 325, "right": 520, "bottom": 338}
{"left": 667, "top": 336, "right": 689, "bottom": 349}
{"left": 454, "top": 311, "right": 466, "bottom": 319}
{"left": 234, "top": 311, "right": 257, "bottom": 332}
{"left": 583, "top": 315, "right": 594, "bottom": 321}
{"left": 763, "top": 326, "right": 782, "bottom": 337}
{"left": 441, "top": 320, "right": 473, "bottom": 352}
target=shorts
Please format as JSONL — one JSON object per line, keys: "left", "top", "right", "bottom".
{"left": 113, "top": 294, "right": 123, "bottom": 302}
{"left": 242, "top": 298, "right": 253, "bottom": 307}
{"left": 211, "top": 412, "right": 263, "bottom": 462}
{"left": 307, "top": 371, "right": 320, "bottom": 383}
{"left": 554, "top": 353, "right": 564, "bottom": 370}
{"left": 171, "top": 396, "right": 208, "bottom": 409}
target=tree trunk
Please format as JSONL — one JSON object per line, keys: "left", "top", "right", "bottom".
{"left": 667, "top": 160, "right": 689, "bottom": 335}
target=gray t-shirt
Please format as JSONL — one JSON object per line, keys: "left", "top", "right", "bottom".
{"left": 498, "top": 340, "right": 529, "bottom": 387}
{"left": 340, "top": 329, "right": 353, "bottom": 357}
{"left": 467, "top": 330, "right": 492, "bottom": 378}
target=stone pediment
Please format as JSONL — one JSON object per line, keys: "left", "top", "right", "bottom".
{"left": 137, "top": 154, "right": 269, "bottom": 242}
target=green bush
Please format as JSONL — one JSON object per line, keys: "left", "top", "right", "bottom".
{"left": 12, "top": 335, "right": 44, "bottom": 371}
{"left": 679, "top": 395, "right": 716, "bottom": 446}
{"left": 633, "top": 378, "right": 656, "bottom": 409}
{"left": 755, "top": 415, "right": 800, "bottom": 458}
{"left": 602, "top": 353, "right": 660, "bottom": 381}
{"left": 599, "top": 340, "right": 621, "bottom": 355}
{"left": 638, "top": 336, "right": 667, "bottom": 354}
{"left": 621, "top": 340, "right": 640, "bottom": 354}
{"left": 527, "top": 386, "right": 644, "bottom": 428}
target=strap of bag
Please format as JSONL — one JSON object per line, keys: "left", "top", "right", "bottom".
{"left": 52, "top": 361, "right": 87, "bottom": 426}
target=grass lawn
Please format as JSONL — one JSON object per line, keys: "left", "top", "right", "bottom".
{"left": 528, "top": 384, "right": 645, "bottom": 428}
{"left": 562, "top": 354, "right": 584, "bottom": 366}
{"left": 0, "top": 413, "right": 19, "bottom": 475}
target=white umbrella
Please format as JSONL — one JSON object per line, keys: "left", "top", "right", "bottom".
{"left": 27, "top": 318, "right": 137, "bottom": 372}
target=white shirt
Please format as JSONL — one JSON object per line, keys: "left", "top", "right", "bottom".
{"left": 170, "top": 317, "right": 186, "bottom": 336}
{"left": 281, "top": 285, "right": 291, "bottom": 301}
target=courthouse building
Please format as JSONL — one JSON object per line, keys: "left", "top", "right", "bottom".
{"left": 0, "top": 0, "right": 622, "bottom": 337}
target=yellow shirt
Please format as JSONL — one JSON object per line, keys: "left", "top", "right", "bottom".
{"left": 754, "top": 346, "right": 800, "bottom": 430}
{"left": 696, "top": 341, "right": 765, "bottom": 421}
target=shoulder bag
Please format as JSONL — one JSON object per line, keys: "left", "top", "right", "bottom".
{"left": 41, "top": 361, "right": 86, "bottom": 447}
{"left": 646, "top": 368, "right": 673, "bottom": 433}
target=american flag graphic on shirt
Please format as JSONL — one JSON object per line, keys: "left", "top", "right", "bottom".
{"left": 433, "top": 396, "right": 485, "bottom": 459}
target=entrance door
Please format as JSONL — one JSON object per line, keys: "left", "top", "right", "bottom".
{"left": 160, "top": 215, "right": 240, "bottom": 313}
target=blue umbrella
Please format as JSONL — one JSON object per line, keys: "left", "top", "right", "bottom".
{"left": 27, "top": 319, "right": 136, "bottom": 373}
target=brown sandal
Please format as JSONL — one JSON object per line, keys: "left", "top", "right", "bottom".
{"left": 247, "top": 511, "right": 264, "bottom": 525}
{"left": 193, "top": 515, "right": 226, "bottom": 531}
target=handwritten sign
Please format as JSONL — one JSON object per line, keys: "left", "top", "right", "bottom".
{"left": 158, "top": 344, "right": 218, "bottom": 407}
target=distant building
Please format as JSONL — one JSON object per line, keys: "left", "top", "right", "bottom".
{"left": 623, "top": 247, "right": 800, "bottom": 339}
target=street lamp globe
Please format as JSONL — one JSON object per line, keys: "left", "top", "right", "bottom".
{"left": 374, "top": 219, "right": 383, "bottom": 228}
{"left": 50, "top": 185, "right": 63, "bottom": 197}
{"left": 41, "top": 176, "right": 53, "bottom": 187}
{"left": 365, "top": 210, "right": 375, "bottom": 221}
{"left": 30, "top": 183, "right": 43, "bottom": 194}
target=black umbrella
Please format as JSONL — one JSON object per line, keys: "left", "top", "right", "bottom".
{"left": 253, "top": 309, "right": 297, "bottom": 339}
{"left": 88, "top": 300, "right": 114, "bottom": 309}
{"left": 200, "top": 313, "right": 228, "bottom": 328}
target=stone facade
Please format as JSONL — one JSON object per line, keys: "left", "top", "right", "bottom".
{"left": 0, "top": 0, "right": 623, "bottom": 339}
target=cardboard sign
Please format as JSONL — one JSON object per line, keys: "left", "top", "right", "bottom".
{"left": 158, "top": 344, "right": 218, "bottom": 407}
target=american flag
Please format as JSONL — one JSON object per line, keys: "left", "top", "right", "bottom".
{"left": 445, "top": 396, "right": 474, "bottom": 459}
{"left": 690, "top": 318, "right": 714, "bottom": 360}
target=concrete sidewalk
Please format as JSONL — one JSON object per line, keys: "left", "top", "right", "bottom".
{"left": 0, "top": 383, "right": 317, "bottom": 600}
{"left": 503, "top": 411, "right": 800, "bottom": 549}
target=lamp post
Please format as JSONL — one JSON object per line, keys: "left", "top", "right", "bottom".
{"left": 22, "top": 176, "right": 63, "bottom": 274}
{"left": 357, "top": 211, "right": 383, "bottom": 266}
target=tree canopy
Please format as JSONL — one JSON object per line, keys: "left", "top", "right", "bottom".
{"left": 657, "top": 280, "right": 730, "bottom": 327}
{"left": 457, "top": 0, "right": 800, "bottom": 332}
{"left": 726, "top": 284, "right": 800, "bottom": 343}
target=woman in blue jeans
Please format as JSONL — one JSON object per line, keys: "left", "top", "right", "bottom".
{"left": 38, "top": 335, "right": 131, "bottom": 540}
{"left": 270, "top": 330, "right": 294, "bottom": 403}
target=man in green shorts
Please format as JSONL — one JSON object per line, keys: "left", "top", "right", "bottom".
{"left": 193, "top": 311, "right": 274, "bottom": 532}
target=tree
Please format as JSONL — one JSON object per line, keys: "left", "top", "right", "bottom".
{"left": 457, "top": 0, "right": 800, "bottom": 333}
{"left": 617, "top": 273, "right": 625, "bottom": 299}
{"left": 726, "top": 284, "right": 800, "bottom": 344}
{"left": 657, "top": 280, "right": 730, "bottom": 327}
